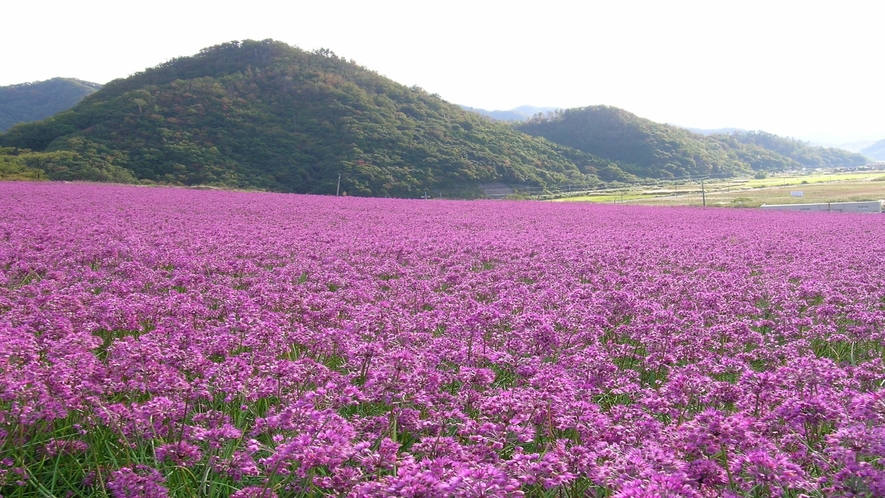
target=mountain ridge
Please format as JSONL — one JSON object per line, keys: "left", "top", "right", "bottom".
{"left": 515, "top": 106, "right": 869, "bottom": 178}
{"left": 0, "top": 77, "right": 101, "bottom": 132}
{"left": 0, "top": 40, "right": 872, "bottom": 195}
{"left": 0, "top": 40, "right": 615, "bottom": 196}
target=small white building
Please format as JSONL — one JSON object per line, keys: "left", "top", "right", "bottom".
{"left": 760, "top": 200, "right": 883, "bottom": 213}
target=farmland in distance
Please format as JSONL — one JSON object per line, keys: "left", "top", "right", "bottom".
{"left": 555, "top": 170, "right": 885, "bottom": 208}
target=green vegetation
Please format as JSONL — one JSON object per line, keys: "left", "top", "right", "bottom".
{"left": 514, "top": 106, "right": 869, "bottom": 179}
{"left": 711, "top": 130, "right": 869, "bottom": 170}
{"left": 0, "top": 146, "right": 136, "bottom": 183}
{"left": 0, "top": 147, "right": 45, "bottom": 180}
{"left": 0, "top": 78, "right": 100, "bottom": 132}
{"left": 516, "top": 106, "right": 751, "bottom": 179}
{"left": 0, "top": 40, "right": 613, "bottom": 197}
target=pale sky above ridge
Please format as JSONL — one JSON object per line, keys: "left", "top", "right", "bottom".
{"left": 4, "top": 0, "right": 882, "bottom": 142}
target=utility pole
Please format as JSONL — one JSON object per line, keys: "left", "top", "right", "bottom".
{"left": 336, "top": 174, "right": 341, "bottom": 196}
{"left": 701, "top": 179, "right": 706, "bottom": 207}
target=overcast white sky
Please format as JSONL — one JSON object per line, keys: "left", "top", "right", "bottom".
{"left": 3, "top": 0, "right": 882, "bottom": 142}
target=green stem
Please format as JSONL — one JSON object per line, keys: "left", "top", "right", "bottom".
{"left": 721, "top": 444, "right": 735, "bottom": 491}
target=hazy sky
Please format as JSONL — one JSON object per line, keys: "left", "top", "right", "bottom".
{"left": 4, "top": 0, "right": 882, "bottom": 142}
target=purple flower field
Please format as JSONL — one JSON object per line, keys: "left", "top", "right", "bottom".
{"left": 2, "top": 182, "right": 884, "bottom": 497}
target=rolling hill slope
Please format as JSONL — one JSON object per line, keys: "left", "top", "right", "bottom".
{"left": 2, "top": 42, "right": 868, "bottom": 194}
{"left": 0, "top": 40, "right": 619, "bottom": 197}
{"left": 515, "top": 106, "right": 868, "bottom": 179}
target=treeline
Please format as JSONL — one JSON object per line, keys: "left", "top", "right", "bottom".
{"left": 0, "top": 145, "right": 136, "bottom": 183}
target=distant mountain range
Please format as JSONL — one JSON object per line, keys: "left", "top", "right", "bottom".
{"left": 684, "top": 127, "right": 746, "bottom": 136}
{"left": 0, "top": 78, "right": 101, "bottom": 132}
{"left": 689, "top": 129, "right": 884, "bottom": 158}
{"left": 0, "top": 40, "right": 874, "bottom": 196}
{"left": 458, "top": 105, "right": 560, "bottom": 122}
{"left": 861, "top": 139, "right": 885, "bottom": 161}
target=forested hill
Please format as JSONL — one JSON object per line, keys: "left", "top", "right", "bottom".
{"left": 0, "top": 40, "right": 624, "bottom": 197}
{"left": 514, "top": 106, "right": 868, "bottom": 179}
{"left": 710, "top": 130, "right": 869, "bottom": 170}
{"left": 0, "top": 78, "right": 100, "bottom": 132}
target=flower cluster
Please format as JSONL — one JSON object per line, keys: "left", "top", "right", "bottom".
{"left": 1, "top": 182, "right": 884, "bottom": 496}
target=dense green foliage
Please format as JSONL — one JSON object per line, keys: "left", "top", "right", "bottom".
{"left": 515, "top": 106, "right": 754, "bottom": 179}
{"left": 713, "top": 130, "right": 869, "bottom": 169}
{"left": 0, "top": 148, "right": 43, "bottom": 180}
{"left": 515, "top": 106, "right": 868, "bottom": 179}
{"left": 861, "top": 138, "right": 885, "bottom": 161}
{"left": 0, "top": 145, "right": 137, "bottom": 183}
{"left": 0, "top": 40, "right": 620, "bottom": 197}
{"left": 0, "top": 78, "right": 100, "bottom": 132}
{"left": 702, "top": 133, "right": 800, "bottom": 172}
